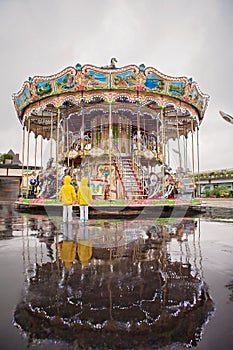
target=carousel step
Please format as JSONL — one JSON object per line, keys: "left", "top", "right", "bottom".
{"left": 115, "top": 157, "right": 144, "bottom": 198}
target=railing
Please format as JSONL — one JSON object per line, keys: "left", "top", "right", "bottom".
{"left": 132, "top": 153, "right": 147, "bottom": 195}
{"left": 112, "top": 143, "right": 129, "bottom": 199}
{"left": 112, "top": 144, "right": 150, "bottom": 200}
{"left": 122, "top": 158, "right": 145, "bottom": 199}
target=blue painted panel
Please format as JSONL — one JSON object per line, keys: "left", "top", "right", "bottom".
{"left": 15, "top": 87, "right": 31, "bottom": 109}
{"left": 144, "top": 74, "right": 163, "bottom": 90}
{"left": 88, "top": 71, "right": 107, "bottom": 82}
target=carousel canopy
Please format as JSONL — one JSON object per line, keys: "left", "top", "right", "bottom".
{"left": 12, "top": 60, "right": 209, "bottom": 139}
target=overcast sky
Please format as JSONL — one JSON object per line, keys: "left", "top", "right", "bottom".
{"left": 0, "top": 0, "right": 232, "bottom": 171}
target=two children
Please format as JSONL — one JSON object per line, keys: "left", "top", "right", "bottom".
{"left": 59, "top": 175, "right": 92, "bottom": 223}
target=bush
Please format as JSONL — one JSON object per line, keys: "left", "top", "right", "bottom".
{"left": 2, "top": 153, "right": 14, "bottom": 160}
{"left": 204, "top": 186, "right": 230, "bottom": 198}
{"left": 203, "top": 188, "right": 211, "bottom": 197}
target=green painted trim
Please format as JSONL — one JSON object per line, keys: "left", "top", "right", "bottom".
{"left": 152, "top": 199, "right": 176, "bottom": 205}
{"left": 45, "top": 200, "right": 60, "bottom": 204}
{"left": 21, "top": 199, "right": 31, "bottom": 204}
{"left": 191, "top": 199, "right": 201, "bottom": 204}
{"left": 94, "top": 200, "right": 126, "bottom": 206}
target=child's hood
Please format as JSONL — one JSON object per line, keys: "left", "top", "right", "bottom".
{"left": 80, "top": 177, "right": 88, "bottom": 186}
{"left": 64, "top": 175, "right": 72, "bottom": 185}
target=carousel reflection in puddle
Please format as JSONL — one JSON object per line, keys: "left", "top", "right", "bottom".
{"left": 14, "top": 216, "right": 214, "bottom": 349}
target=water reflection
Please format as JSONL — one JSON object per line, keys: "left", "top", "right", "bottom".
{"left": 8, "top": 213, "right": 215, "bottom": 349}
{"left": 0, "top": 204, "right": 13, "bottom": 238}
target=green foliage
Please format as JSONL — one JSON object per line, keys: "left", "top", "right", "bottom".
{"left": 2, "top": 153, "right": 13, "bottom": 160}
{"left": 197, "top": 169, "right": 233, "bottom": 179}
{"left": 203, "top": 185, "right": 230, "bottom": 198}
{"left": 203, "top": 188, "right": 211, "bottom": 197}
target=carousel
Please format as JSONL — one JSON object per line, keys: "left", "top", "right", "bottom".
{"left": 12, "top": 58, "right": 209, "bottom": 215}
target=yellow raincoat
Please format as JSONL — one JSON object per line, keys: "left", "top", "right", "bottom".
{"left": 59, "top": 175, "right": 77, "bottom": 205}
{"left": 77, "top": 241, "right": 92, "bottom": 267}
{"left": 77, "top": 177, "right": 92, "bottom": 205}
{"left": 59, "top": 240, "right": 77, "bottom": 269}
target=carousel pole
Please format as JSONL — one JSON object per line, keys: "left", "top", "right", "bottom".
{"left": 34, "top": 134, "right": 37, "bottom": 171}
{"left": 191, "top": 117, "right": 196, "bottom": 198}
{"left": 109, "top": 102, "right": 113, "bottom": 199}
{"left": 160, "top": 106, "right": 166, "bottom": 196}
{"left": 196, "top": 123, "right": 201, "bottom": 197}
{"left": 40, "top": 135, "right": 43, "bottom": 169}
{"left": 167, "top": 140, "right": 170, "bottom": 168}
{"left": 129, "top": 119, "right": 132, "bottom": 153}
{"left": 56, "top": 109, "right": 60, "bottom": 199}
{"left": 184, "top": 135, "right": 188, "bottom": 171}
{"left": 26, "top": 117, "right": 31, "bottom": 199}
{"left": 21, "top": 125, "right": 25, "bottom": 196}
{"left": 137, "top": 106, "right": 141, "bottom": 153}
{"left": 81, "top": 107, "right": 85, "bottom": 154}
{"left": 50, "top": 114, "right": 53, "bottom": 159}
{"left": 61, "top": 117, "right": 65, "bottom": 160}
{"left": 143, "top": 115, "right": 146, "bottom": 151}
{"left": 66, "top": 117, "right": 69, "bottom": 167}
{"left": 156, "top": 116, "right": 160, "bottom": 159}
{"left": 175, "top": 110, "right": 182, "bottom": 169}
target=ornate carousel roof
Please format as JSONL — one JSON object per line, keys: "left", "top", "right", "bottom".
{"left": 12, "top": 59, "right": 209, "bottom": 139}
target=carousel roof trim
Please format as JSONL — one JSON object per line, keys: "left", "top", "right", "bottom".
{"left": 12, "top": 62, "right": 209, "bottom": 123}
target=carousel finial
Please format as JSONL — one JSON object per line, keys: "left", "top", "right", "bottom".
{"left": 110, "top": 57, "right": 117, "bottom": 68}
{"left": 101, "top": 57, "right": 117, "bottom": 69}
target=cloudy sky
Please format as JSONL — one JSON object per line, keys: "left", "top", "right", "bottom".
{"left": 0, "top": 0, "right": 232, "bottom": 171}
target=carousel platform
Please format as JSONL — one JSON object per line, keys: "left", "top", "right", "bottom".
{"left": 14, "top": 198, "right": 204, "bottom": 219}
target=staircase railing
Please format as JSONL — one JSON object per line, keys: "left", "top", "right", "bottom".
{"left": 131, "top": 153, "right": 147, "bottom": 196}
{"left": 112, "top": 143, "right": 129, "bottom": 199}
{"left": 112, "top": 144, "right": 148, "bottom": 200}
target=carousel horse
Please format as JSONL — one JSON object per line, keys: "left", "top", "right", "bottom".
{"left": 147, "top": 173, "right": 161, "bottom": 199}
{"left": 163, "top": 173, "right": 176, "bottom": 199}
{"left": 163, "top": 183, "right": 175, "bottom": 199}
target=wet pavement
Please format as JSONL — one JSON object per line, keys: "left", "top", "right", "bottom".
{"left": 0, "top": 203, "right": 233, "bottom": 349}
{"left": 201, "top": 198, "right": 233, "bottom": 222}
{"left": 202, "top": 198, "right": 233, "bottom": 208}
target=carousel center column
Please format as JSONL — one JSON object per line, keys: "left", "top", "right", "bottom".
{"left": 108, "top": 100, "right": 113, "bottom": 200}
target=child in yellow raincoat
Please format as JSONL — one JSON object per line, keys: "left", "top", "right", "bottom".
{"left": 59, "top": 175, "right": 77, "bottom": 222}
{"left": 77, "top": 177, "right": 92, "bottom": 222}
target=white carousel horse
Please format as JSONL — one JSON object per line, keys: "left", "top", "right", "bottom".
{"left": 147, "top": 173, "right": 161, "bottom": 199}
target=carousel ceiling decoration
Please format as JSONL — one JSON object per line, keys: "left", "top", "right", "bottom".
{"left": 12, "top": 59, "right": 209, "bottom": 126}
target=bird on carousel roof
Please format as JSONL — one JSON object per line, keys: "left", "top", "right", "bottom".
{"left": 101, "top": 57, "right": 118, "bottom": 69}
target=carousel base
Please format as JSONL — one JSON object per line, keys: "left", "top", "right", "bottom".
{"left": 14, "top": 198, "right": 204, "bottom": 219}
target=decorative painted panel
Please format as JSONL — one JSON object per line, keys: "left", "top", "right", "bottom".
{"left": 112, "top": 70, "right": 137, "bottom": 89}
{"left": 84, "top": 70, "right": 108, "bottom": 89}
{"left": 12, "top": 62, "right": 209, "bottom": 122}
{"left": 144, "top": 73, "right": 165, "bottom": 91}
{"left": 169, "top": 81, "right": 185, "bottom": 97}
